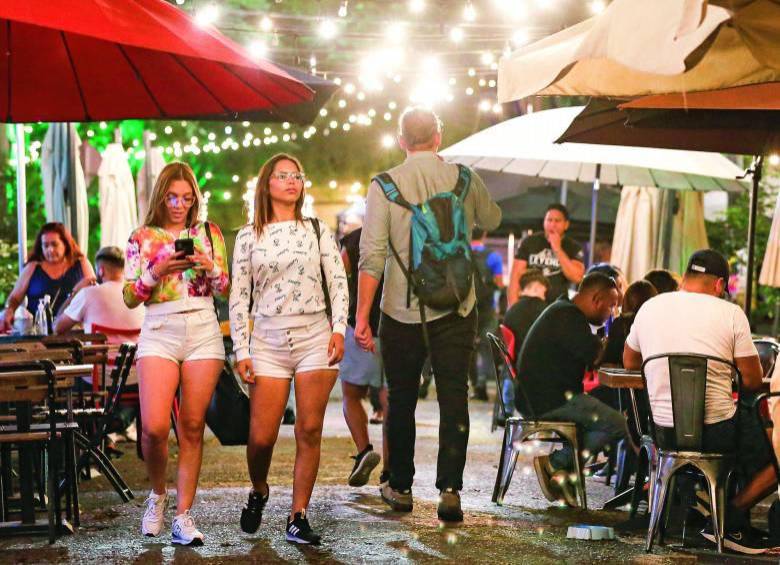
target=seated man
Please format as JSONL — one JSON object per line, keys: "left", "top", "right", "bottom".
{"left": 56, "top": 246, "right": 145, "bottom": 335}
{"left": 516, "top": 272, "right": 627, "bottom": 506}
{"left": 500, "top": 269, "right": 548, "bottom": 418}
{"left": 503, "top": 268, "right": 549, "bottom": 361}
{"left": 624, "top": 249, "right": 775, "bottom": 555}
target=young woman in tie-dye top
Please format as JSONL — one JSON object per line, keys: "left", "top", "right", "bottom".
{"left": 124, "top": 161, "right": 228, "bottom": 546}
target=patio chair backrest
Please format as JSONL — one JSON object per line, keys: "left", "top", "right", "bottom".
{"left": 754, "top": 339, "right": 779, "bottom": 379}
{"left": 641, "top": 353, "right": 740, "bottom": 451}
{"left": 487, "top": 331, "right": 537, "bottom": 421}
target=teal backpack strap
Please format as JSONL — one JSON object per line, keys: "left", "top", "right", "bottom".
{"left": 452, "top": 164, "right": 472, "bottom": 201}
{"left": 373, "top": 173, "right": 413, "bottom": 210}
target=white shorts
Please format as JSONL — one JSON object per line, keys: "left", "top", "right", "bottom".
{"left": 136, "top": 309, "right": 224, "bottom": 364}
{"left": 250, "top": 315, "right": 336, "bottom": 379}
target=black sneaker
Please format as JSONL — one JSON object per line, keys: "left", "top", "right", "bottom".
{"left": 700, "top": 526, "right": 768, "bottom": 555}
{"left": 286, "top": 511, "right": 321, "bottom": 545}
{"left": 240, "top": 488, "right": 269, "bottom": 534}
{"left": 282, "top": 407, "right": 296, "bottom": 425}
{"left": 348, "top": 445, "right": 381, "bottom": 487}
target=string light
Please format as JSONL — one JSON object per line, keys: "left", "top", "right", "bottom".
{"left": 463, "top": 1, "right": 477, "bottom": 22}
{"left": 449, "top": 27, "right": 465, "bottom": 43}
{"left": 409, "top": 0, "right": 425, "bottom": 13}
{"left": 770, "top": 154, "right": 780, "bottom": 166}
{"left": 318, "top": 19, "right": 338, "bottom": 40}
{"left": 248, "top": 40, "right": 268, "bottom": 59}
{"left": 590, "top": 0, "right": 606, "bottom": 13}
{"left": 512, "top": 29, "right": 529, "bottom": 47}
{"left": 195, "top": 4, "right": 219, "bottom": 27}
{"left": 480, "top": 52, "right": 495, "bottom": 66}
{"left": 259, "top": 16, "right": 273, "bottom": 32}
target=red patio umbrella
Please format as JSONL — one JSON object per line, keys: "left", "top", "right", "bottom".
{"left": 0, "top": 0, "right": 313, "bottom": 122}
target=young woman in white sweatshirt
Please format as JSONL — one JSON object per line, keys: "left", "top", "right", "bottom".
{"left": 229, "top": 153, "right": 348, "bottom": 545}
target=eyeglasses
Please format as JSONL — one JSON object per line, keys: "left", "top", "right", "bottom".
{"left": 272, "top": 172, "right": 306, "bottom": 182}
{"left": 165, "top": 194, "right": 196, "bottom": 208}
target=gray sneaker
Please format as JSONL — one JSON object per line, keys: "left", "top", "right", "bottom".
{"left": 437, "top": 488, "right": 463, "bottom": 522}
{"left": 380, "top": 483, "right": 413, "bottom": 512}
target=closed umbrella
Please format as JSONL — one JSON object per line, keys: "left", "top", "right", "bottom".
{"left": 40, "top": 124, "right": 89, "bottom": 253}
{"left": 99, "top": 144, "right": 138, "bottom": 251}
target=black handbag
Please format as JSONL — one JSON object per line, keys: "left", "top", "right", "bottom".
{"left": 205, "top": 339, "right": 251, "bottom": 445}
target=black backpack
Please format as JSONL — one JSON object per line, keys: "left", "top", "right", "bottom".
{"left": 472, "top": 247, "right": 497, "bottom": 311}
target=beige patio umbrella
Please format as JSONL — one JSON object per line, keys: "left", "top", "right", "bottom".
{"left": 498, "top": 0, "right": 780, "bottom": 103}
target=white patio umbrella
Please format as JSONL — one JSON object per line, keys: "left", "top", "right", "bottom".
{"left": 440, "top": 106, "right": 746, "bottom": 262}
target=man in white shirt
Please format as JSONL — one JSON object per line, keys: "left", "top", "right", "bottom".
{"left": 624, "top": 249, "right": 775, "bottom": 555}
{"left": 56, "top": 246, "right": 144, "bottom": 335}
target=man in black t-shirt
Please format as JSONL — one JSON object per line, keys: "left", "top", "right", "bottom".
{"left": 508, "top": 203, "right": 585, "bottom": 306}
{"left": 516, "top": 273, "right": 627, "bottom": 506}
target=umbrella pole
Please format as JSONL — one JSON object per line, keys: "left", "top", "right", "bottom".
{"left": 67, "top": 124, "right": 80, "bottom": 250}
{"left": 14, "top": 124, "right": 27, "bottom": 273}
{"left": 588, "top": 164, "right": 602, "bottom": 266}
{"left": 745, "top": 155, "right": 763, "bottom": 321}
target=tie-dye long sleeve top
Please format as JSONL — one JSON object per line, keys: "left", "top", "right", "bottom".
{"left": 123, "top": 222, "right": 230, "bottom": 314}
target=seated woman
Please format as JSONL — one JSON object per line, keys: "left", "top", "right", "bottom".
{"left": 3, "top": 222, "right": 96, "bottom": 330}
{"left": 601, "top": 280, "right": 658, "bottom": 366}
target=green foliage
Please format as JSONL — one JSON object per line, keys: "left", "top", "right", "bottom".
{"left": 0, "top": 239, "right": 18, "bottom": 306}
{"left": 706, "top": 168, "right": 780, "bottom": 322}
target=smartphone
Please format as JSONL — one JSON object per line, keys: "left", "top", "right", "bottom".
{"left": 174, "top": 238, "right": 195, "bottom": 256}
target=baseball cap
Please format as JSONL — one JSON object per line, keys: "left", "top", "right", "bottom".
{"left": 686, "top": 249, "right": 729, "bottom": 282}
{"left": 95, "top": 246, "right": 124, "bottom": 264}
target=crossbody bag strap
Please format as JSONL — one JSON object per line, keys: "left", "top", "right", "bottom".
{"left": 309, "top": 218, "right": 332, "bottom": 319}
{"left": 202, "top": 221, "right": 221, "bottom": 320}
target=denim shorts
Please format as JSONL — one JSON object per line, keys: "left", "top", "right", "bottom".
{"left": 339, "top": 326, "right": 383, "bottom": 388}
{"left": 137, "top": 309, "right": 224, "bottom": 364}
{"left": 250, "top": 315, "right": 336, "bottom": 379}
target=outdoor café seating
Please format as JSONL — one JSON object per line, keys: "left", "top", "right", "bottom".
{"left": 487, "top": 331, "right": 587, "bottom": 509}
{"left": 641, "top": 353, "right": 743, "bottom": 554}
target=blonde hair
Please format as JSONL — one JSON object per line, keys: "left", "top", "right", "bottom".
{"left": 252, "top": 153, "right": 305, "bottom": 235}
{"left": 398, "top": 106, "right": 442, "bottom": 149}
{"left": 143, "top": 162, "right": 202, "bottom": 228}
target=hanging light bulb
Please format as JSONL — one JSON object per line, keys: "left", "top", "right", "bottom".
{"left": 260, "top": 16, "right": 273, "bottom": 32}
{"left": 318, "top": 19, "right": 338, "bottom": 40}
{"left": 450, "top": 27, "right": 465, "bottom": 43}
{"left": 463, "top": 1, "right": 477, "bottom": 22}
{"left": 338, "top": 0, "right": 349, "bottom": 17}
{"left": 409, "top": 0, "right": 425, "bottom": 13}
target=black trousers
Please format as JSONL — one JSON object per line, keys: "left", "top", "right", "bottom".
{"left": 379, "top": 308, "right": 477, "bottom": 491}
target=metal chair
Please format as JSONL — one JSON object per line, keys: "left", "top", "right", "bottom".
{"left": 487, "top": 332, "right": 587, "bottom": 508}
{"left": 754, "top": 339, "right": 779, "bottom": 380}
{"left": 642, "top": 353, "right": 741, "bottom": 554}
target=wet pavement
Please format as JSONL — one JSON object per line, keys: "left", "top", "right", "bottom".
{"left": 0, "top": 395, "right": 777, "bottom": 563}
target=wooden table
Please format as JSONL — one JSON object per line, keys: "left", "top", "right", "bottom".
{"left": 0, "top": 362, "right": 92, "bottom": 537}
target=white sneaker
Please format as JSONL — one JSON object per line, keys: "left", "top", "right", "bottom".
{"left": 172, "top": 510, "right": 205, "bottom": 546}
{"left": 141, "top": 491, "right": 168, "bottom": 537}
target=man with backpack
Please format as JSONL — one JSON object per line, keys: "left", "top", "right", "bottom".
{"left": 355, "top": 106, "right": 501, "bottom": 522}
{"left": 469, "top": 228, "right": 504, "bottom": 401}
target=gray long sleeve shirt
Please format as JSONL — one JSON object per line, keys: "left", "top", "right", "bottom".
{"left": 359, "top": 151, "right": 502, "bottom": 324}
